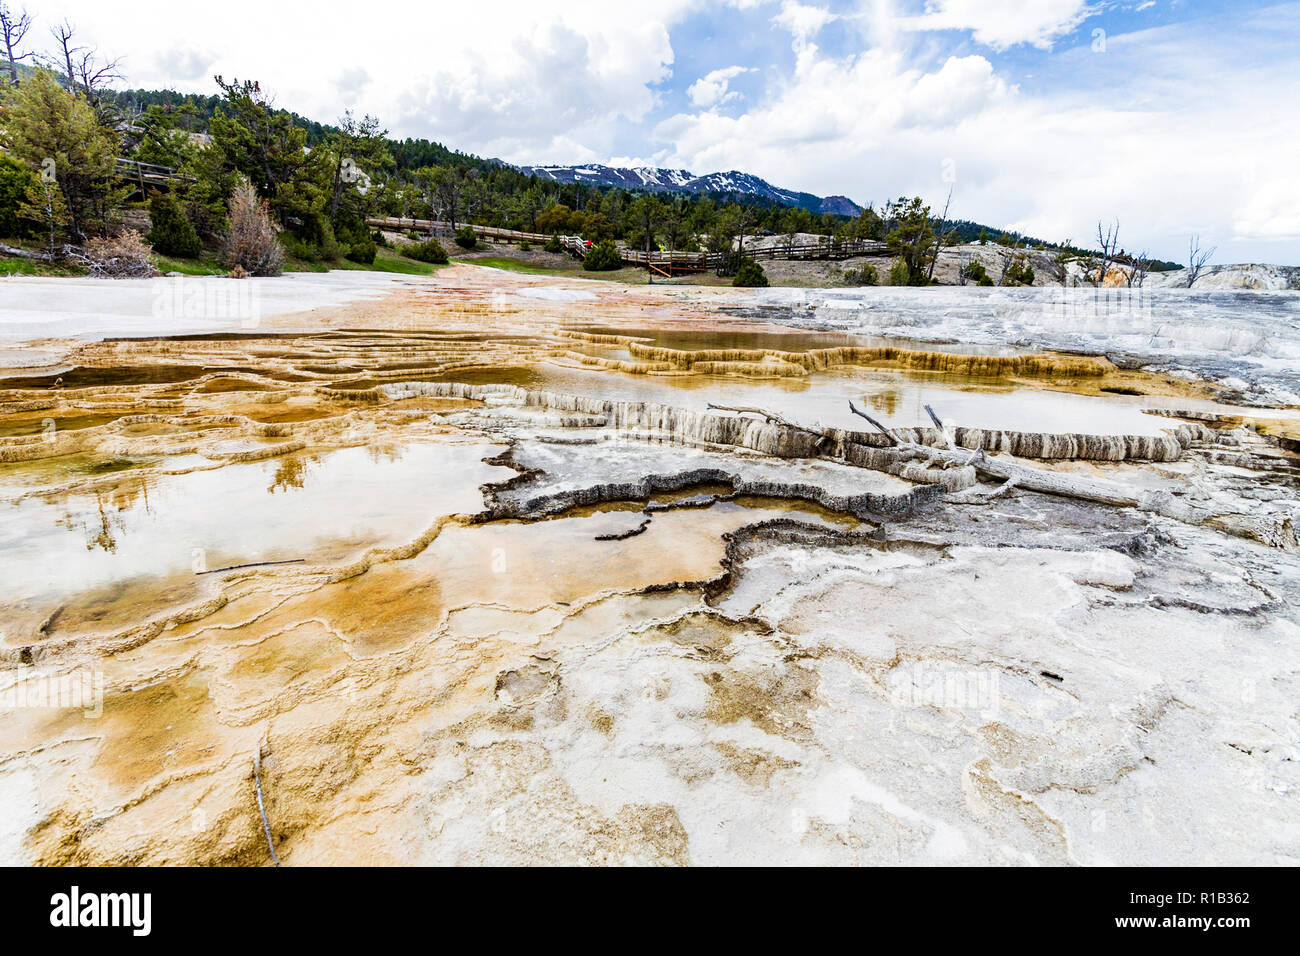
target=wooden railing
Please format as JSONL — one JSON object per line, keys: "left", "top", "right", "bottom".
{"left": 752, "top": 238, "right": 888, "bottom": 260}
{"left": 367, "top": 217, "right": 548, "bottom": 245}
{"left": 114, "top": 158, "right": 186, "bottom": 191}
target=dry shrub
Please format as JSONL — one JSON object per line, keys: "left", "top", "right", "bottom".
{"left": 71, "top": 230, "right": 159, "bottom": 279}
{"left": 223, "top": 179, "right": 284, "bottom": 277}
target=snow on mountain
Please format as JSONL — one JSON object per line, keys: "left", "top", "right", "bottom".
{"left": 512, "top": 163, "right": 862, "bottom": 217}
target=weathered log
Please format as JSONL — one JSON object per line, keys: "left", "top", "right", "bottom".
{"left": 850, "top": 399, "right": 1143, "bottom": 508}
{"left": 706, "top": 403, "right": 815, "bottom": 434}
{"left": 0, "top": 243, "right": 54, "bottom": 261}
{"left": 845, "top": 400, "right": 899, "bottom": 446}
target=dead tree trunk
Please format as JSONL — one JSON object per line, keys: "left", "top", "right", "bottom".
{"left": 1, "top": 2, "right": 32, "bottom": 85}
{"left": 926, "top": 186, "right": 953, "bottom": 283}
{"left": 1095, "top": 220, "right": 1120, "bottom": 285}
{"left": 1187, "top": 235, "right": 1216, "bottom": 287}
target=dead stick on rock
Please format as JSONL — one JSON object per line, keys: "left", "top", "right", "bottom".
{"left": 253, "top": 745, "right": 281, "bottom": 867}
{"left": 727, "top": 397, "right": 1176, "bottom": 517}
{"left": 706, "top": 403, "right": 834, "bottom": 449}
{"left": 846, "top": 400, "right": 898, "bottom": 445}
{"left": 923, "top": 403, "right": 955, "bottom": 449}
{"left": 854, "top": 400, "right": 1155, "bottom": 509}
{"left": 706, "top": 402, "right": 818, "bottom": 434}
{"left": 198, "top": 558, "right": 305, "bottom": 575}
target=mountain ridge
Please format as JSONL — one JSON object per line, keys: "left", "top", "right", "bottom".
{"left": 511, "top": 162, "right": 862, "bottom": 217}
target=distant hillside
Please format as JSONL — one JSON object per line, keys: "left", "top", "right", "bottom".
{"left": 99, "top": 84, "right": 1126, "bottom": 255}
{"left": 513, "top": 163, "right": 862, "bottom": 217}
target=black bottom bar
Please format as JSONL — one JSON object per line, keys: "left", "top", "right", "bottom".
{"left": 4, "top": 865, "right": 1277, "bottom": 943}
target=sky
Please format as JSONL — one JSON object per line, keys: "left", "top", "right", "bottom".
{"left": 26, "top": 0, "right": 1300, "bottom": 262}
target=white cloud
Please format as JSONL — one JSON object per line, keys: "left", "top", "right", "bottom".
{"left": 335, "top": 68, "right": 370, "bottom": 105}
{"left": 152, "top": 48, "right": 214, "bottom": 84}
{"left": 771, "top": 1, "right": 838, "bottom": 43}
{"left": 655, "top": 13, "right": 1300, "bottom": 262}
{"left": 898, "top": 0, "right": 1098, "bottom": 50}
{"left": 687, "top": 65, "right": 753, "bottom": 108}
{"left": 1233, "top": 172, "right": 1300, "bottom": 244}
{"left": 33, "top": 0, "right": 696, "bottom": 162}
{"left": 657, "top": 49, "right": 1010, "bottom": 165}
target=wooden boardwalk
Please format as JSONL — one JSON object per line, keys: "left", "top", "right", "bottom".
{"left": 114, "top": 159, "right": 186, "bottom": 192}
{"left": 366, "top": 216, "right": 886, "bottom": 273}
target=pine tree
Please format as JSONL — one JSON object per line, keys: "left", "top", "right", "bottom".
{"left": 146, "top": 192, "right": 201, "bottom": 258}
{"left": 732, "top": 257, "right": 768, "bottom": 287}
{"left": 0, "top": 69, "right": 125, "bottom": 242}
{"left": 18, "top": 177, "right": 68, "bottom": 256}
{"left": 0, "top": 154, "right": 37, "bottom": 238}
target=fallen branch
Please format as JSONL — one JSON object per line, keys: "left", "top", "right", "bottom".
{"left": 707, "top": 402, "right": 837, "bottom": 455}
{"left": 198, "top": 558, "right": 305, "bottom": 575}
{"left": 849, "top": 398, "right": 1157, "bottom": 507}
{"left": 721, "top": 397, "right": 1204, "bottom": 524}
{"left": 253, "top": 745, "right": 281, "bottom": 867}
{"left": 958, "top": 476, "right": 1021, "bottom": 505}
{"left": 987, "top": 476, "right": 1019, "bottom": 498}
{"left": 0, "top": 243, "right": 54, "bottom": 261}
{"left": 846, "top": 400, "right": 898, "bottom": 445}
{"left": 706, "top": 403, "right": 820, "bottom": 435}
{"left": 923, "top": 403, "right": 956, "bottom": 449}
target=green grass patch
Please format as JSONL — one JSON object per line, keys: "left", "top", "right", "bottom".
{"left": 0, "top": 254, "right": 85, "bottom": 277}
{"left": 154, "top": 253, "right": 226, "bottom": 276}
{"left": 283, "top": 247, "right": 441, "bottom": 276}
{"left": 282, "top": 256, "right": 332, "bottom": 274}
{"left": 465, "top": 255, "right": 649, "bottom": 284}
{"left": 332, "top": 248, "right": 442, "bottom": 275}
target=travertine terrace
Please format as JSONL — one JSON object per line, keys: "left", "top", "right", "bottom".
{"left": 1, "top": 265, "right": 1297, "bottom": 865}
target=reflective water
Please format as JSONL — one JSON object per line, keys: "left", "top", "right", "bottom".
{"left": 0, "top": 441, "right": 509, "bottom": 626}
{"left": 560, "top": 323, "right": 1020, "bottom": 356}
{"left": 743, "top": 285, "right": 1300, "bottom": 400}
{"left": 523, "top": 362, "right": 1185, "bottom": 436}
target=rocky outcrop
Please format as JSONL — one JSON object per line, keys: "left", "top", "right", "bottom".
{"left": 384, "top": 380, "right": 976, "bottom": 492}
{"left": 885, "top": 424, "right": 1208, "bottom": 462}
{"left": 384, "top": 381, "right": 1212, "bottom": 464}
{"left": 482, "top": 461, "right": 941, "bottom": 522}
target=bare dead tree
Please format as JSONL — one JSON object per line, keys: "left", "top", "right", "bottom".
{"left": 48, "top": 20, "right": 81, "bottom": 92}
{"left": 72, "top": 45, "right": 122, "bottom": 103}
{"left": 925, "top": 185, "right": 953, "bottom": 282}
{"left": 1187, "top": 234, "right": 1216, "bottom": 287}
{"left": 731, "top": 203, "right": 755, "bottom": 261}
{"left": 1125, "top": 250, "right": 1149, "bottom": 288}
{"left": 43, "top": 20, "right": 122, "bottom": 102}
{"left": 997, "top": 238, "right": 1020, "bottom": 285}
{"left": 1095, "top": 219, "right": 1120, "bottom": 285}
{"left": 0, "top": 1, "right": 32, "bottom": 85}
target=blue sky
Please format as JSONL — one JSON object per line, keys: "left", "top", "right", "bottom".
{"left": 36, "top": 0, "right": 1300, "bottom": 261}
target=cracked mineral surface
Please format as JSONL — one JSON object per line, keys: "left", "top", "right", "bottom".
{"left": 0, "top": 265, "right": 1297, "bottom": 865}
